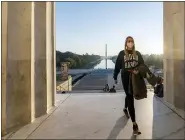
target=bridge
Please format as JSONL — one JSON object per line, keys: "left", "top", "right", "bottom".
{"left": 2, "top": 2, "right": 185, "bottom": 139}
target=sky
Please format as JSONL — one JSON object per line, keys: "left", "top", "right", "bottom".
{"left": 56, "top": 2, "right": 163, "bottom": 56}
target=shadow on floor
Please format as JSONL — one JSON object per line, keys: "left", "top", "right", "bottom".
{"left": 107, "top": 115, "right": 129, "bottom": 139}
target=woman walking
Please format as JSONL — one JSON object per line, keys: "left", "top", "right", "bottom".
{"left": 113, "top": 36, "right": 144, "bottom": 135}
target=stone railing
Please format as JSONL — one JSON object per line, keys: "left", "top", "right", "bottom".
{"left": 56, "top": 76, "right": 72, "bottom": 92}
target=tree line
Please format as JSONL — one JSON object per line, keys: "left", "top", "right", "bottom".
{"left": 142, "top": 54, "right": 163, "bottom": 69}
{"left": 112, "top": 54, "right": 163, "bottom": 69}
{"left": 56, "top": 50, "right": 101, "bottom": 69}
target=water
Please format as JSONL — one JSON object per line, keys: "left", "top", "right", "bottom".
{"left": 94, "top": 59, "right": 115, "bottom": 69}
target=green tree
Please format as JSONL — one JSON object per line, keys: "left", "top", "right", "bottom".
{"left": 56, "top": 50, "right": 101, "bottom": 69}
{"left": 66, "top": 58, "right": 76, "bottom": 68}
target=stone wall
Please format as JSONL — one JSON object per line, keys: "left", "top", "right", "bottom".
{"left": 1, "top": 2, "right": 56, "bottom": 136}
{"left": 163, "top": 2, "right": 185, "bottom": 112}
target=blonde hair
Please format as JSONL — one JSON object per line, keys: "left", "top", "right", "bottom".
{"left": 124, "top": 36, "right": 137, "bottom": 59}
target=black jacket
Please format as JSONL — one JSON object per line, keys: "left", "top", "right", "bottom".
{"left": 137, "top": 64, "right": 162, "bottom": 86}
{"left": 132, "top": 64, "right": 162, "bottom": 100}
{"left": 113, "top": 50, "right": 144, "bottom": 81}
{"left": 131, "top": 72, "right": 147, "bottom": 100}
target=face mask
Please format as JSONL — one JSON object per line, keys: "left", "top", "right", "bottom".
{"left": 127, "top": 42, "right": 134, "bottom": 50}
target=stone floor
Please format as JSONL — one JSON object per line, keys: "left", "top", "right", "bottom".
{"left": 4, "top": 91, "right": 185, "bottom": 139}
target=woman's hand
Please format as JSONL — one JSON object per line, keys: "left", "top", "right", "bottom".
{"left": 132, "top": 70, "right": 139, "bottom": 75}
{"left": 128, "top": 69, "right": 138, "bottom": 74}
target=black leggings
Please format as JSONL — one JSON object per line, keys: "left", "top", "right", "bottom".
{"left": 124, "top": 95, "right": 135, "bottom": 122}
{"left": 122, "top": 73, "right": 136, "bottom": 122}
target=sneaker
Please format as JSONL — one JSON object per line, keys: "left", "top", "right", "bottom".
{"left": 123, "top": 108, "right": 130, "bottom": 118}
{"left": 133, "top": 123, "right": 141, "bottom": 135}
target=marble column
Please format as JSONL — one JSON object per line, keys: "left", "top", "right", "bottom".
{"left": 52, "top": 2, "right": 56, "bottom": 107}
{"left": 1, "top": 2, "right": 56, "bottom": 135}
{"left": 5, "top": 2, "right": 33, "bottom": 133}
{"left": 163, "top": 2, "right": 185, "bottom": 111}
{"left": 46, "top": 2, "right": 54, "bottom": 112}
{"left": 34, "top": 2, "right": 47, "bottom": 118}
{"left": 2, "top": 2, "right": 8, "bottom": 136}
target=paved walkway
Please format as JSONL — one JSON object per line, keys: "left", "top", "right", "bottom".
{"left": 5, "top": 91, "right": 185, "bottom": 139}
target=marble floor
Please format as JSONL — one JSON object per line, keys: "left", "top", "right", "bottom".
{"left": 4, "top": 91, "right": 185, "bottom": 139}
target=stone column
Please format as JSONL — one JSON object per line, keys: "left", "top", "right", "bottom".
{"left": 163, "top": 2, "right": 175, "bottom": 106}
{"left": 34, "top": 1, "right": 55, "bottom": 116}
{"left": 163, "top": 2, "right": 185, "bottom": 111}
{"left": 46, "top": 2, "right": 54, "bottom": 111}
{"left": 5, "top": 2, "right": 33, "bottom": 133}
{"left": 52, "top": 2, "right": 56, "bottom": 106}
{"left": 34, "top": 2, "right": 47, "bottom": 118}
{"left": 31, "top": 2, "right": 35, "bottom": 122}
{"left": 2, "top": 2, "right": 56, "bottom": 135}
{"left": 2, "top": 2, "right": 8, "bottom": 136}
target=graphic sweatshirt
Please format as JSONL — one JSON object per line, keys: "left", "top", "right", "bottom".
{"left": 113, "top": 50, "right": 144, "bottom": 81}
